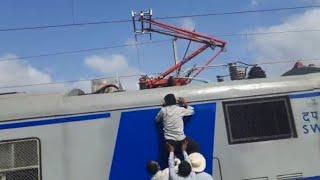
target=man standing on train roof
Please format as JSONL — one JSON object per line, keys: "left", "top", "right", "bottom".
{"left": 156, "top": 94, "right": 195, "bottom": 157}
{"left": 189, "top": 153, "right": 213, "bottom": 180}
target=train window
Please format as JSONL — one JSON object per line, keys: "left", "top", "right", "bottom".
{"left": 223, "top": 96, "right": 296, "bottom": 144}
{"left": 0, "top": 138, "right": 41, "bottom": 180}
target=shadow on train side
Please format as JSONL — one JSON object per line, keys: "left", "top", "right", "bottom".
{"left": 110, "top": 103, "right": 216, "bottom": 180}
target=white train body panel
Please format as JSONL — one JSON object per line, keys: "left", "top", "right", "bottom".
{"left": 0, "top": 74, "right": 319, "bottom": 180}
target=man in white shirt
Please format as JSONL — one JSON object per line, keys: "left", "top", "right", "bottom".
{"left": 156, "top": 94, "right": 196, "bottom": 158}
{"left": 156, "top": 94, "right": 194, "bottom": 141}
{"left": 147, "top": 161, "right": 169, "bottom": 180}
{"left": 189, "top": 153, "right": 213, "bottom": 180}
{"left": 167, "top": 141, "right": 196, "bottom": 180}
{"left": 147, "top": 158, "right": 182, "bottom": 180}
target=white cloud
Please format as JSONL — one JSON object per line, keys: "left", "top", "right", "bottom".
{"left": 0, "top": 54, "right": 141, "bottom": 93}
{"left": 180, "top": 18, "right": 196, "bottom": 31}
{"left": 250, "top": 0, "right": 267, "bottom": 6}
{"left": 0, "top": 54, "right": 51, "bottom": 86}
{"left": 84, "top": 54, "right": 142, "bottom": 90}
{"left": 251, "top": 0, "right": 259, "bottom": 6}
{"left": 85, "top": 54, "right": 141, "bottom": 75}
{"left": 248, "top": 8, "right": 320, "bottom": 75}
{"left": 0, "top": 54, "right": 90, "bottom": 94}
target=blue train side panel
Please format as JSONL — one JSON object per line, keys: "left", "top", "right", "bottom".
{"left": 110, "top": 103, "right": 216, "bottom": 179}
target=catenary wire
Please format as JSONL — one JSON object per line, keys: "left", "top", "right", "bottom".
{"left": 0, "top": 39, "right": 171, "bottom": 62}
{"left": 1, "top": 28, "right": 320, "bottom": 63}
{"left": 0, "top": 5, "right": 319, "bottom": 32}
{"left": 0, "top": 58, "right": 319, "bottom": 90}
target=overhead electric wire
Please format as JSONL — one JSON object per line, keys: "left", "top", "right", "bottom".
{"left": 156, "top": 5, "right": 320, "bottom": 20}
{"left": 0, "top": 5, "right": 318, "bottom": 63}
{"left": 194, "top": 58, "right": 320, "bottom": 69}
{"left": 0, "top": 5, "right": 319, "bottom": 32}
{"left": 0, "top": 19, "right": 131, "bottom": 32}
{"left": 0, "top": 39, "right": 170, "bottom": 62}
{"left": 217, "top": 28, "right": 320, "bottom": 37}
{"left": 0, "top": 28, "right": 320, "bottom": 63}
{"left": 258, "top": 58, "right": 320, "bottom": 65}
{"left": 0, "top": 74, "right": 146, "bottom": 90}
{"left": 0, "top": 58, "right": 319, "bottom": 90}
{"left": 1, "top": 5, "right": 319, "bottom": 90}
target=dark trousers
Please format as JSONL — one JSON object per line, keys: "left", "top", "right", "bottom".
{"left": 166, "top": 137, "right": 199, "bottom": 160}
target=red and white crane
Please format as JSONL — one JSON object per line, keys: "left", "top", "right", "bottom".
{"left": 132, "top": 10, "right": 227, "bottom": 89}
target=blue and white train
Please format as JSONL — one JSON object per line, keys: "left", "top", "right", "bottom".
{"left": 0, "top": 73, "right": 319, "bottom": 180}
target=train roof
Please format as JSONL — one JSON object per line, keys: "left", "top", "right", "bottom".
{"left": 0, "top": 73, "right": 319, "bottom": 122}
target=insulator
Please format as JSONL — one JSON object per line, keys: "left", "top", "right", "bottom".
{"left": 229, "top": 63, "right": 246, "bottom": 80}
{"left": 248, "top": 66, "right": 267, "bottom": 79}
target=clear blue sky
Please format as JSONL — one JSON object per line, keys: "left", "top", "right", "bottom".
{"left": 0, "top": 0, "right": 318, "bottom": 91}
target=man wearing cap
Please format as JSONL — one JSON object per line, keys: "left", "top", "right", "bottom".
{"left": 189, "top": 153, "right": 213, "bottom": 180}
